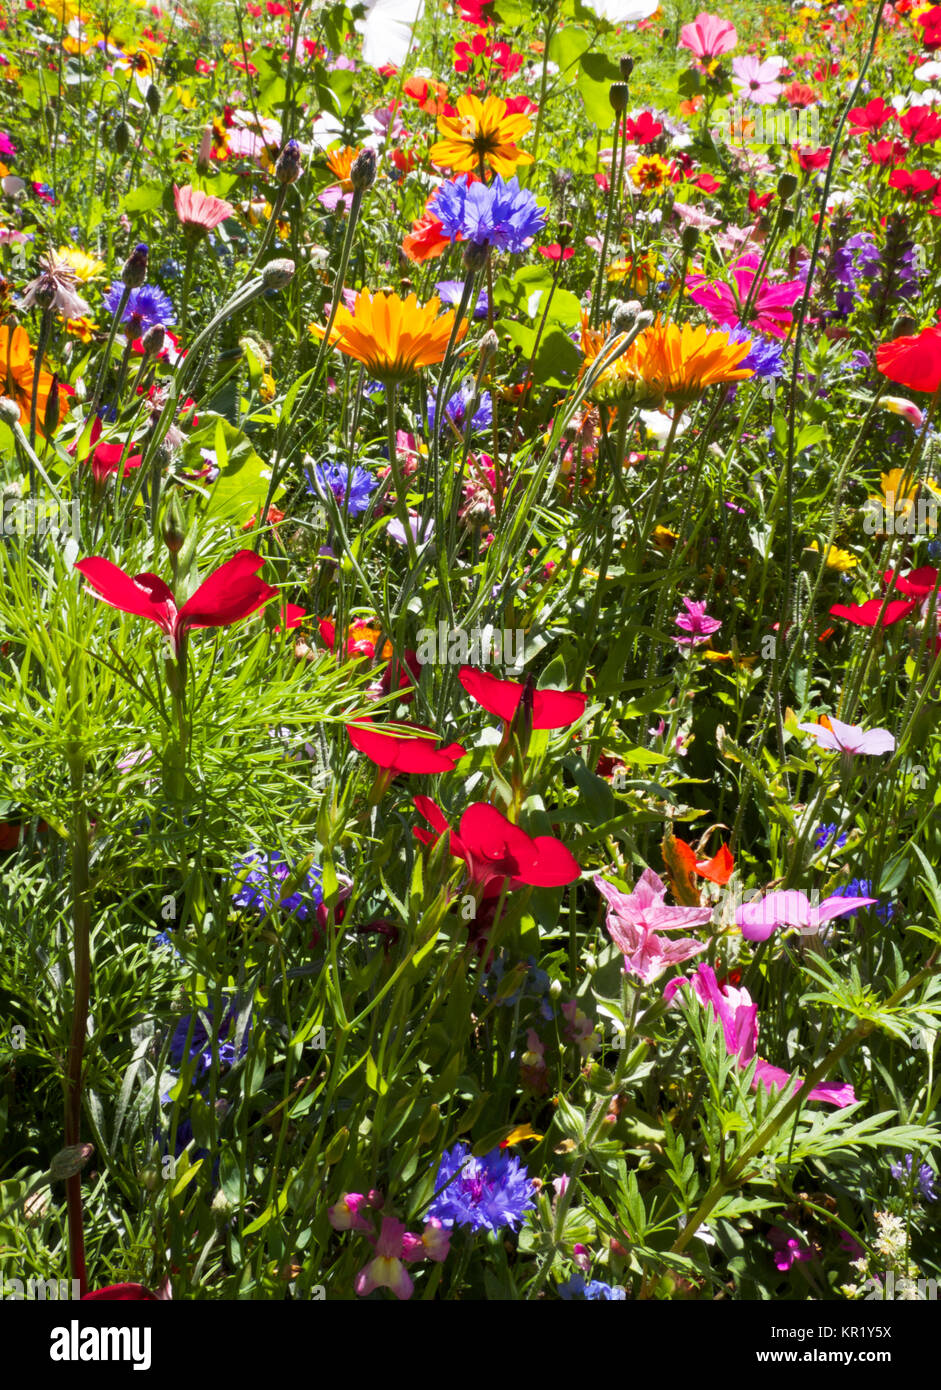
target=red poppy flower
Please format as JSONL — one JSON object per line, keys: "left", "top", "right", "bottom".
{"left": 413, "top": 796, "right": 580, "bottom": 895}
{"left": 81, "top": 1284, "right": 157, "bottom": 1301}
{"left": 454, "top": 31, "right": 488, "bottom": 71}
{"left": 828, "top": 598, "right": 916, "bottom": 627}
{"left": 623, "top": 111, "right": 663, "bottom": 145}
{"left": 695, "top": 172, "right": 721, "bottom": 193}
{"left": 538, "top": 243, "right": 574, "bottom": 261}
{"left": 346, "top": 718, "right": 466, "bottom": 773}
{"left": 74, "top": 550, "right": 280, "bottom": 655}
{"left": 847, "top": 97, "right": 895, "bottom": 134}
{"left": 883, "top": 566, "right": 940, "bottom": 598}
{"left": 458, "top": 0, "right": 493, "bottom": 25}
{"left": 748, "top": 188, "right": 774, "bottom": 214}
{"left": 458, "top": 666, "right": 587, "bottom": 730}
{"left": 876, "top": 325, "right": 941, "bottom": 393}
{"left": 888, "top": 168, "right": 939, "bottom": 199}
{"left": 402, "top": 211, "right": 450, "bottom": 264}
{"left": 899, "top": 106, "right": 941, "bottom": 143}
{"left": 795, "top": 146, "right": 831, "bottom": 171}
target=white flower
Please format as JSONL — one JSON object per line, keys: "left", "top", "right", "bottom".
{"left": 915, "top": 60, "right": 941, "bottom": 82}
{"left": 582, "top": 0, "right": 660, "bottom": 21}
{"left": 355, "top": 0, "right": 425, "bottom": 70}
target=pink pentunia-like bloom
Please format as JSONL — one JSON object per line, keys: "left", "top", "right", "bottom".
{"left": 665, "top": 964, "right": 857, "bottom": 1107}
{"left": 595, "top": 868, "right": 712, "bottom": 984}
{"left": 686, "top": 254, "right": 805, "bottom": 340}
{"left": 679, "top": 12, "right": 738, "bottom": 61}
{"left": 173, "top": 185, "right": 236, "bottom": 234}
{"left": 673, "top": 597, "right": 722, "bottom": 646}
{"left": 732, "top": 54, "right": 785, "bottom": 105}
{"left": 797, "top": 717, "right": 895, "bottom": 756}
{"left": 737, "top": 889, "right": 878, "bottom": 943}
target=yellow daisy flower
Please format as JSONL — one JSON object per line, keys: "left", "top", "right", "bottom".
{"left": 430, "top": 93, "right": 533, "bottom": 177}
{"left": 57, "top": 246, "right": 106, "bottom": 281}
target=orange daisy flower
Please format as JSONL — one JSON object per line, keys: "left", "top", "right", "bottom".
{"left": 324, "top": 145, "right": 362, "bottom": 192}
{"left": 630, "top": 154, "right": 672, "bottom": 194}
{"left": 0, "top": 325, "right": 62, "bottom": 433}
{"left": 581, "top": 315, "right": 754, "bottom": 408}
{"left": 310, "top": 290, "right": 467, "bottom": 385}
{"left": 430, "top": 93, "right": 534, "bottom": 177}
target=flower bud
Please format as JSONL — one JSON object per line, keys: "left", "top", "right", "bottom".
{"left": 609, "top": 82, "right": 629, "bottom": 114}
{"left": 49, "top": 1143, "right": 95, "bottom": 1181}
{"left": 462, "top": 240, "right": 490, "bottom": 273}
{"left": 141, "top": 322, "right": 165, "bottom": 357}
{"left": 145, "top": 82, "right": 161, "bottom": 116}
{"left": 619, "top": 55, "right": 635, "bottom": 81}
{"left": 262, "top": 258, "right": 295, "bottom": 290}
{"left": 681, "top": 225, "right": 699, "bottom": 255}
{"left": 44, "top": 374, "right": 60, "bottom": 437}
{"left": 324, "top": 1126, "right": 350, "bottom": 1164}
{"left": 196, "top": 126, "right": 213, "bottom": 175}
{"left": 113, "top": 119, "right": 132, "bottom": 154}
{"left": 275, "top": 138, "right": 302, "bottom": 185}
{"left": 162, "top": 491, "right": 186, "bottom": 554}
{"left": 478, "top": 328, "right": 499, "bottom": 371}
{"left": 891, "top": 314, "right": 917, "bottom": 339}
{"left": 609, "top": 299, "right": 642, "bottom": 334}
{"left": 122, "top": 243, "right": 149, "bottom": 288}
{"left": 558, "top": 218, "right": 573, "bottom": 247}
{"left": 350, "top": 146, "right": 377, "bottom": 192}
{"left": 776, "top": 171, "right": 798, "bottom": 201}
{"left": 0, "top": 396, "right": 20, "bottom": 426}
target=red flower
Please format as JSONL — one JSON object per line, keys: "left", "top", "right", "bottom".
{"left": 847, "top": 97, "right": 895, "bottom": 134}
{"left": 458, "top": 666, "right": 587, "bottom": 730}
{"left": 748, "top": 188, "right": 774, "bottom": 214}
{"left": 795, "top": 146, "right": 831, "bottom": 171}
{"left": 671, "top": 837, "right": 736, "bottom": 885}
{"left": 346, "top": 718, "right": 466, "bottom": 773}
{"left": 503, "top": 94, "right": 538, "bottom": 118}
{"left": 888, "top": 168, "right": 939, "bottom": 199}
{"left": 917, "top": 5, "right": 941, "bottom": 49}
{"left": 457, "top": 0, "right": 493, "bottom": 25}
{"left": 413, "top": 796, "right": 580, "bottom": 895}
{"left": 454, "top": 32, "right": 488, "bottom": 72}
{"left": 867, "top": 139, "right": 908, "bottom": 167}
{"left": 402, "top": 211, "right": 450, "bottom": 264}
{"left": 828, "top": 598, "right": 916, "bottom": 627}
{"left": 876, "top": 325, "right": 941, "bottom": 392}
{"left": 623, "top": 111, "right": 663, "bottom": 145}
{"left": 81, "top": 1284, "right": 157, "bottom": 1301}
{"left": 695, "top": 172, "right": 722, "bottom": 193}
{"left": 899, "top": 106, "right": 941, "bottom": 143}
{"left": 782, "top": 83, "right": 818, "bottom": 108}
{"left": 74, "top": 550, "right": 280, "bottom": 655}
{"left": 538, "top": 243, "right": 574, "bottom": 261}
{"left": 883, "top": 566, "right": 940, "bottom": 598}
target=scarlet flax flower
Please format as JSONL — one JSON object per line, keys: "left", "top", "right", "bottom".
{"left": 413, "top": 797, "right": 580, "bottom": 896}
{"left": 458, "top": 666, "right": 587, "bottom": 730}
{"left": 876, "top": 325, "right": 941, "bottom": 394}
{"left": 346, "top": 718, "right": 467, "bottom": 773}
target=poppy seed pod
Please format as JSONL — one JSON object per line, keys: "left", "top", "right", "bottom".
{"left": 262, "top": 258, "right": 295, "bottom": 290}
{"left": 350, "top": 146, "right": 377, "bottom": 192}
{"left": 777, "top": 171, "right": 798, "bottom": 201}
{"left": 113, "top": 118, "right": 132, "bottom": 154}
{"left": 121, "top": 243, "right": 149, "bottom": 288}
{"left": 620, "top": 55, "right": 635, "bottom": 81}
{"left": 609, "top": 82, "right": 629, "bottom": 114}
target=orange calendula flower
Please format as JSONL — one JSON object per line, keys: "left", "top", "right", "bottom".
{"left": 310, "top": 290, "right": 467, "bottom": 385}
{"left": 582, "top": 315, "right": 754, "bottom": 408}
{"left": 1, "top": 325, "right": 62, "bottom": 433}
{"left": 324, "top": 145, "right": 362, "bottom": 192}
{"left": 430, "top": 93, "right": 533, "bottom": 177}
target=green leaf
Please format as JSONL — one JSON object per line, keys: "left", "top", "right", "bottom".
{"left": 121, "top": 184, "right": 165, "bottom": 213}
{"left": 577, "top": 52, "right": 620, "bottom": 128}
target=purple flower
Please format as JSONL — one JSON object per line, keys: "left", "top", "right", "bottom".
{"left": 435, "top": 278, "right": 489, "bottom": 319}
{"left": 559, "top": 1274, "right": 627, "bottom": 1300}
{"left": 768, "top": 1227, "right": 819, "bottom": 1272}
{"left": 104, "top": 281, "right": 176, "bottom": 328}
{"left": 595, "top": 869, "right": 712, "bottom": 983}
{"left": 427, "top": 1142, "right": 537, "bottom": 1234}
{"left": 891, "top": 1154, "right": 938, "bottom": 1202}
{"left": 737, "top": 889, "right": 879, "bottom": 942}
{"left": 814, "top": 823, "right": 848, "bottom": 852}
{"left": 672, "top": 597, "right": 722, "bottom": 646}
{"left": 427, "top": 382, "right": 493, "bottom": 435}
{"left": 832, "top": 879, "right": 894, "bottom": 922}
{"left": 169, "top": 999, "right": 251, "bottom": 1080}
{"left": 429, "top": 175, "right": 547, "bottom": 254}
{"left": 231, "top": 848, "right": 324, "bottom": 921}
{"left": 307, "top": 461, "right": 377, "bottom": 517}
{"left": 728, "top": 326, "right": 785, "bottom": 379}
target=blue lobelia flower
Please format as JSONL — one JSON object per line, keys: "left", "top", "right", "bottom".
{"left": 306, "top": 461, "right": 377, "bottom": 518}
{"left": 558, "top": 1273, "right": 627, "bottom": 1300}
{"left": 427, "top": 1142, "right": 537, "bottom": 1234}
{"left": 429, "top": 175, "right": 547, "bottom": 254}
{"left": 168, "top": 998, "right": 252, "bottom": 1081}
{"left": 104, "top": 281, "right": 177, "bottom": 328}
{"left": 231, "top": 848, "right": 324, "bottom": 922}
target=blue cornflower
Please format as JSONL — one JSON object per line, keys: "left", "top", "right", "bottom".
{"left": 307, "top": 462, "right": 377, "bottom": 517}
{"left": 891, "top": 1154, "right": 938, "bottom": 1202}
{"left": 729, "top": 326, "right": 785, "bottom": 379}
{"left": 104, "top": 281, "right": 176, "bottom": 328}
{"left": 427, "top": 1142, "right": 537, "bottom": 1234}
{"left": 429, "top": 175, "right": 547, "bottom": 254}
{"left": 427, "top": 381, "right": 493, "bottom": 435}
{"left": 169, "top": 999, "right": 251, "bottom": 1080}
{"left": 814, "top": 823, "right": 849, "bottom": 852}
{"left": 558, "top": 1273, "right": 627, "bottom": 1300}
{"left": 435, "top": 278, "right": 489, "bottom": 320}
{"left": 231, "top": 848, "right": 324, "bottom": 921}
{"left": 831, "top": 879, "right": 894, "bottom": 922}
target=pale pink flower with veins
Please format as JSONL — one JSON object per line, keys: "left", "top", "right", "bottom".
{"left": 594, "top": 869, "right": 712, "bottom": 984}
{"left": 797, "top": 717, "right": 895, "bottom": 756}
{"left": 679, "top": 11, "right": 738, "bottom": 61}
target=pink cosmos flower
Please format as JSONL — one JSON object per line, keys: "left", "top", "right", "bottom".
{"left": 594, "top": 868, "right": 712, "bottom": 984}
{"left": 797, "top": 717, "right": 895, "bottom": 756}
{"left": 678, "top": 12, "right": 738, "bottom": 61}
{"left": 0, "top": 131, "right": 16, "bottom": 157}
{"left": 665, "top": 964, "right": 857, "bottom": 1107}
{"left": 173, "top": 185, "right": 236, "bottom": 234}
{"left": 686, "top": 253, "right": 805, "bottom": 340}
{"left": 732, "top": 54, "right": 785, "bottom": 104}
{"left": 673, "top": 597, "right": 722, "bottom": 646}
{"left": 737, "top": 889, "right": 878, "bottom": 942}
{"left": 354, "top": 1217, "right": 414, "bottom": 1300}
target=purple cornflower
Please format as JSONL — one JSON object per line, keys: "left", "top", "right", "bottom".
{"left": 307, "top": 461, "right": 377, "bottom": 517}
{"left": 169, "top": 999, "right": 251, "bottom": 1079}
{"left": 672, "top": 597, "right": 722, "bottom": 647}
{"left": 427, "top": 382, "right": 493, "bottom": 435}
{"left": 814, "top": 823, "right": 849, "bottom": 852}
{"left": 891, "top": 1154, "right": 938, "bottom": 1202}
{"left": 435, "top": 278, "right": 489, "bottom": 320}
{"left": 558, "top": 1273, "right": 627, "bottom": 1300}
{"left": 429, "top": 175, "right": 547, "bottom": 254}
{"left": 831, "top": 879, "right": 894, "bottom": 922}
{"left": 427, "top": 1142, "right": 536, "bottom": 1234}
{"left": 104, "top": 281, "right": 176, "bottom": 328}
{"left": 729, "top": 326, "right": 785, "bottom": 379}
{"left": 231, "top": 848, "right": 324, "bottom": 921}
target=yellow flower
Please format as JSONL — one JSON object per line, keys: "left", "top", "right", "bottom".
{"left": 430, "top": 93, "right": 533, "bottom": 177}
{"left": 57, "top": 246, "right": 105, "bottom": 281}
{"left": 582, "top": 315, "right": 754, "bottom": 408}
{"left": 173, "top": 84, "right": 198, "bottom": 109}
{"left": 64, "top": 316, "right": 97, "bottom": 343}
{"left": 260, "top": 372, "right": 276, "bottom": 403}
{"left": 807, "top": 541, "right": 858, "bottom": 571}
{"left": 310, "top": 289, "right": 467, "bottom": 385}
{"left": 607, "top": 250, "right": 658, "bottom": 294}
{"left": 630, "top": 155, "right": 672, "bottom": 194}
{"left": 324, "top": 145, "right": 361, "bottom": 192}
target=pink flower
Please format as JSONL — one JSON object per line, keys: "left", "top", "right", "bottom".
{"left": 768, "top": 1226, "right": 820, "bottom": 1271}
{"left": 327, "top": 1192, "right": 375, "bottom": 1233}
{"left": 401, "top": 1218, "right": 451, "bottom": 1264}
{"left": 686, "top": 253, "right": 805, "bottom": 340}
{"left": 797, "top": 717, "right": 895, "bottom": 756}
{"left": 736, "top": 889, "right": 878, "bottom": 943}
{"left": 173, "top": 185, "right": 235, "bottom": 234}
{"left": 673, "top": 597, "right": 722, "bottom": 646}
{"left": 665, "top": 964, "right": 857, "bottom": 1107}
{"left": 732, "top": 54, "right": 785, "bottom": 104}
{"left": 594, "top": 869, "right": 712, "bottom": 984}
{"left": 678, "top": 11, "right": 738, "bottom": 61}
{"left": 354, "top": 1216, "right": 414, "bottom": 1300}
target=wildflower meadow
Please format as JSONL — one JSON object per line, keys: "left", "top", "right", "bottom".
{"left": 2, "top": 0, "right": 941, "bottom": 1336}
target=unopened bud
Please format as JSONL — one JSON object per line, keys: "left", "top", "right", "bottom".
{"left": 141, "top": 323, "right": 165, "bottom": 357}
{"left": 0, "top": 396, "right": 20, "bottom": 425}
{"left": 324, "top": 1126, "right": 350, "bottom": 1164}
{"left": 350, "top": 146, "right": 377, "bottom": 192}
{"left": 262, "top": 258, "right": 295, "bottom": 290}
{"left": 145, "top": 82, "right": 161, "bottom": 116}
{"left": 275, "top": 138, "right": 302, "bottom": 185}
{"left": 210, "top": 1188, "right": 234, "bottom": 1219}
{"left": 462, "top": 240, "right": 490, "bottom": 273}
{"left": 196, "top": 126, "right": 213, "bottom": 175}
{"left": 558, "top": 218, "right": 573, "bottom": 247}
{"left": 418, "top": 1104, "right": 440, "bottom": 1144}
{"left": 162, "top": 491, "right": 186, "bottom": 554}
{"left": 113, "top": 119, "right": 132, "bottom": 154}
{"left": 610, "top": 299, "right": 642, "bottom": 334}
{"left": 49, "top": 1143, "right": 94, "bottom": 1181}
{"left": 122, "top": 243, "right": 149, "bottom": 288}
{"left": 681, "top": 225, "right": 699, "bottom": 255}
{"left": 478, "top": 328, "right": 499, "bottom": 371}
{"left": 619, "top": 55, "right": 635, "bottom": 81}
{"left": 891, "top": 314, "right": 917, "bottom": 338}
{"left": 776, "top": 172, "right": 798, "bottom": 201}
{"left": 609, "top": 82, "right": 629, "bottom": 114}
{"left": 44, "top": 374, "right": 60, "bottom": 436}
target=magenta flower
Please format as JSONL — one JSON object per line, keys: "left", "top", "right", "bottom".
{"left": 594, "top": 869, "right": 712, "bottom": 984}
{"left": 327, "top": 1192, "right": 374, "bottom": 1233}
{"left": 736, "top": 889, "right": 878, "bottom": 943}
{"left": 401, "top": 1218, "right": 451, "bottom": 1264}
{"left": 686, "top": 254, "right": 805, "bottom": 340}
{"left": 665, "top": 964, "right": 858, "bottom": 1107}
{"left": 732, "top": 54, "right": 785, "bottom": 104}
{"left": 678, "top": 11, "right": 738, "bottom": 60}
{"left": 354, "top": 1217, "right": 414, "bottom": 1300}
{"left": 768, "top": 1227, "right": 820, "bottom": 1272}
{"left": 797, "top": 717, "right": 895, "bottom": 756}
{"left": 673, "top": 597, "right": 722, "bottom": 646}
